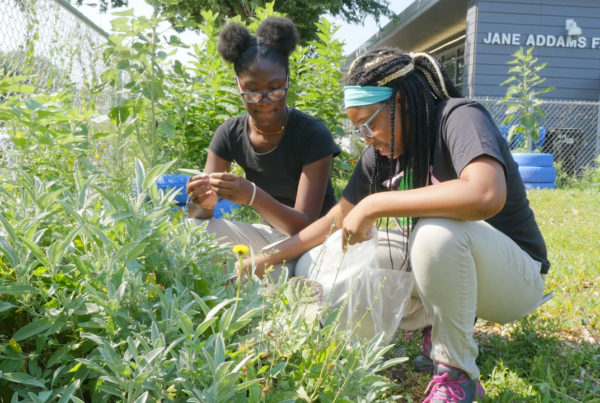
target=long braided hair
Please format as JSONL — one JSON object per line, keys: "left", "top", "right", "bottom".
{"left": 345, "top": 48, "right": 461, "bottom": 266}
{"left": 346, "top": 47, "right": 460, "bottom": 204}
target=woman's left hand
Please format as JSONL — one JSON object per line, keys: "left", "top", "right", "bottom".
{"left": 341, "top": 200, "right": 376, "bottom": 247}
{"left": 208, "top": 172, "right": 255, "bottom": 204}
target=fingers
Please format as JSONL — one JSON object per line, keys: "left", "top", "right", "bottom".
{"left": 341, "top": 227, "right": 374, "bottom": 250}
{"left": 208, "top": 174, "right": 250, "bottom": 203}
{"left": 208, "top": 177, "right": 234, "bottom": 192}
{"left": 186, "top": 175, "right": 218, "bottom": 208}
{"left": 188, "top": 188, "right": 217, "bottom": 208}
{"left": 208, "top": 172, "right": 239, "bottom": 181}
{"left": 186, "top": 174, "right": 210, "bottom": 193}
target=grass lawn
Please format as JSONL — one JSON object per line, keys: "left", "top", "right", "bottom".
{"left": 387, "top": 188, "right": 600, "bottom": 402}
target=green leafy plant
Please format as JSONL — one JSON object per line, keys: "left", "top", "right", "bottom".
{"left": 94, "top": 1, "right": 346, "bottom": 173}
{"left": 0, "top": 24, "right": 406, "bottom": 400}
{"left": 498, "top": 46, "right": 554, "bottom": 151}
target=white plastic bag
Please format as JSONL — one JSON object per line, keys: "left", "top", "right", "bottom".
{"left": 298, "top": 229, "right": 414, "bottom": 343}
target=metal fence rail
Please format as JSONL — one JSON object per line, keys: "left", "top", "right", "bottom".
{"left": 0, "top": 0, "right": 113, "bottom": 112}
{"left": 475, "top": 97, "right": 600, "bottom": 177}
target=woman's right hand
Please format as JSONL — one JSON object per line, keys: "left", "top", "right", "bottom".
{"left": 186, "top": 173, "right": 218, "bottom": 209}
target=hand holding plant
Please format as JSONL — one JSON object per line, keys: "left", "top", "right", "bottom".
{"left": 186, "top": 172, "right": 218, "bottom": 208}
{"left": 208, "top": 172, "right": 256, "bottom": 205}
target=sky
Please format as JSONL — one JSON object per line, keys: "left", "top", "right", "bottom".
{"left": 74, "top": 0, "right": 413, "bottom": 56}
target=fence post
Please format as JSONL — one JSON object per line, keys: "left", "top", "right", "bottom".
{"left": 596, "top": 97, "right": 600, "bottom": 166}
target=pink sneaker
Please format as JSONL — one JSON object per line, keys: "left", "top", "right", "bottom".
{"left": 422, "top": 363, "right": 485, "bottom": 403}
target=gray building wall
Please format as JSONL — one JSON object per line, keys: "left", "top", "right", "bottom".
{"left": 470, "top": 0, "right": 600, "bottom": 100}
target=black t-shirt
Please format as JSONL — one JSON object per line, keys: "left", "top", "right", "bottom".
{"left": 343, "top": 98, "right": 550, "bottom": 273}
{"left": 209, "top": 108, "right": 341, "bottom": 216}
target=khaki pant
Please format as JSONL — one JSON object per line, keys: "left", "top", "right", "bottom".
{"left": 296, "top": 217, "right": 545, "bottom": 379}
{"left": 190, "top": 218, "right": 295, "bottom": 281}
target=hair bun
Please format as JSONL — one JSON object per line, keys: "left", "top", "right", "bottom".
{"left": 218, "top": 22, "right": 254, "bottom": 63}
{"left": 256, "top": 17, "right": 299, "bottom": 57}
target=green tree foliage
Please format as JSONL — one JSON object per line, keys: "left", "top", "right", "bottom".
{"left": 71, "top": 0, "right": 393, "bottom": 44}
{"left": 498, "top": 46, "right": 554, "bottom": 151}
{"left": 94, "top": 2, "right": 346, "bottom": 173}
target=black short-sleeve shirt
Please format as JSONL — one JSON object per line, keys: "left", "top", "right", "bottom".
{"left": 209, "top": 108, "right": 341, "bottom": 216}
{"left": 343, "top": 98, "right": 550, "bottom": 273}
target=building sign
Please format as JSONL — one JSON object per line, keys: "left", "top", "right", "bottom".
{"left": 482, "top": 32, "right": 600, "bottom": 49}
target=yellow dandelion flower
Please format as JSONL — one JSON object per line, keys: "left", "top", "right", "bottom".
{"left": 232, "top": 244, "right": 249, "bottom": 255}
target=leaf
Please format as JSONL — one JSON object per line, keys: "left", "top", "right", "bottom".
{"left": 109, "top": 106, "right": 130, "bottom": 123}
{"left": 297, "top": 385, "right": 310, "bottom": 402}
{"left": 195, "top": 317, "right": 218, "bottom": 336}
{"left": 47, "top": 345, "right": 71, "bottom": 367}
{"left": 0, "top": 372, "right": 46, "bottom": 388}
{"left": 376, "top": 356, "right": 409, "bottom": 372}
{"left": 0, "top": 284, "right": 39, "bottom": 295}
{"left": 178, "top": 168, "right": 201, "bottom": 176}
{"left": 142, "top": 160, "right": 176, "bottom": 192}
{"left": 25, "top": 99, "right": 44, "bottom": 111}
{"left": 133, "top": 391, "right": 148, "bottom": 403}
{"left": 112, "top": 9, "right": 135, "bottom": 16}
{"left": 134, "top": 158, "right": 146, "bottom": 195}
{"left": 213, "top": 334, "right": 225, "bottom": 367}
{"left": 57, "top": 379, "right": 81, "bottom": 403}
{"left": 20, "top": 236, "right": 50, "bottom": 267}
{"left": 1, "top": 83, "right": 35, "bottom": 93}
{"left": 177, "top": 311, "right": 194, "bottom": 335}
{"left": 50, "top": 225, "right": 83, "bottom": 265}
{"left": 0, "top": 302, "right": 16, "bottom": 313}
{"left": 75, "top": 358, "right": 109, "bottom": 376}
{"left": 13, "top": 319, "right": 52, "bottom": 341}
{"left": 142, "top": 347, "right": 164, "bottom": 366}
{"left": 204, "top": 299, "right": 236, "bottom": 323}
{"left": 158, "top": 120, "right": 175, "bottom": 137}
{"left": 235, "top": 378, "right": 263, "bottom": 391}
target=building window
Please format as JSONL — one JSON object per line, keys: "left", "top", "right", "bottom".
{"left": 435, "top": 46, "right": 464, "bottom": 93}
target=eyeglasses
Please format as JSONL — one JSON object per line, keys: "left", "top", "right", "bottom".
{"left": 236, "top": 76, "right": 289, "bottom": 104}
{"left": 353, "top": 100, "right": 389, "bottom": 138}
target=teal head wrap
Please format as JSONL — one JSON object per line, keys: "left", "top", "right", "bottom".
{"left": 343, "top": 86, "right": 393, "bottom": 110}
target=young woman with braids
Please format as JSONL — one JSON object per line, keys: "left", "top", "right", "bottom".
{"left": 186, "top": 17, "right": 340, "bottom": 279}
{"left": 243, "top": 48, "right": 550, "bottom": 402}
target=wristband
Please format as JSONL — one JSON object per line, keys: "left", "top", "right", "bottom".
{"left": 248, "top": 182, "right": 257, "bottom": 206}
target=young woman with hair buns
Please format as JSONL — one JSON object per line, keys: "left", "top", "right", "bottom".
{"left": 242, "top": 47, "right": 550, "bottom": 402}
{"left": 186, "top": 17, "right": 340, "bottom": 279}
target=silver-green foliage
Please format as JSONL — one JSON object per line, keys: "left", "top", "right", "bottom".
{"left": 0, "top": 81, "right": 404, "bottom": 401}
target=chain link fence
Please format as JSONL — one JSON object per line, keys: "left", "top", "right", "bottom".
{"left": 340, "top": 98, "right": 600, "bottom": 180}
{"left": 475, "top": 97, "right": 600, "bottom": 177}
{"left": 0, "top": 0, "right": 113, "bottom": 112}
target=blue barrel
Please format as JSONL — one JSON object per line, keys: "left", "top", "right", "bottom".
{"left": 498, "top": 125, "right": 546, "bottom": 150}
{"left": 512, "top": 153, "right": 556, "bottom": 190}
{"left": 156, "top": 174, "right": 190, "bottom": 206}
{"left": 136, "top": 174, "right": 239, "bottom": 215}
